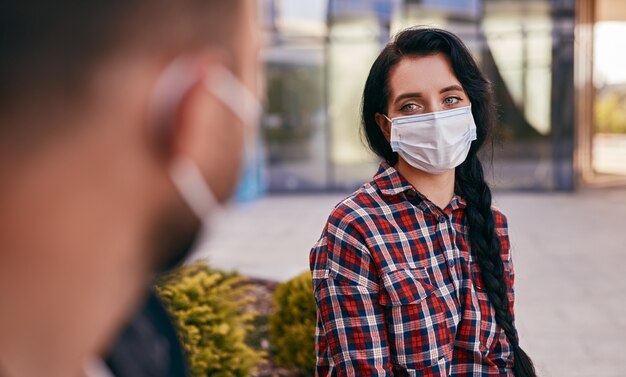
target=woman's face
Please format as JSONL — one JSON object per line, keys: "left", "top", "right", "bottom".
{"left": 376, "top": 53, "right": 471, "bottom": 139}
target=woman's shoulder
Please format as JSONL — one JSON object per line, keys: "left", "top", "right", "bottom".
{"left": 490, "top": 205, "right": 509, "bottom": 227}
{"left": 489, "top": 205, "right": 509, "bottom": 239}
{"left": 326, "top": 181, "right": 382, "bottom": 227}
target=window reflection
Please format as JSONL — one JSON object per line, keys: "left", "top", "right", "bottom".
{"left": 261, "top": 0, "right": 576, "bottom": 191}
{"left": 483, "top": 0, "right": 556, "bottom": 189}
{"left": 263, "top": 45, "right": 328, "bottom": 191}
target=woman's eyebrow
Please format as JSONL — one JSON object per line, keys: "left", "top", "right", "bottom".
{"left": 394, "top": 92, "right": 422, "bottom": 102}
{"left": 394, "top": 85, "right": 464, "bottom": 102}
{"left": 440, "top": 84, "right": 464, "bottom": 94}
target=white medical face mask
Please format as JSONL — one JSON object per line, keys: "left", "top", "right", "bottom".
{"left": 151, "top": 58, "right": 261, "bottom": 269}
{"left": 386, "top": 105, "right": 477, "bottom": 174}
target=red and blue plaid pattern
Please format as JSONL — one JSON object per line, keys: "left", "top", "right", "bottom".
{"left": 310, "top": 162, "right": 515, "bottom": 376}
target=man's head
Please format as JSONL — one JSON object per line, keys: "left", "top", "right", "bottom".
{"left": 0, "top": 1, "right": 260, "bottom": 376}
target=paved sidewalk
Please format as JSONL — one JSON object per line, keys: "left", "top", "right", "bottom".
{"left": 194, "top": 189, "right": 626, "bottom": 377}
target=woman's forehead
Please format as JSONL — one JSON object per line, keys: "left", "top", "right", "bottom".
{"left": 389, "top": 54, "right": 463, "bottom": 98}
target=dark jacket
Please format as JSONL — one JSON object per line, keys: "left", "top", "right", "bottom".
{"left": 105, "top": 290, "right": 188, "bottom": 377}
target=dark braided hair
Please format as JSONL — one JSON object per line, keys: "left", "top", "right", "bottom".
{"left": 361, "top": 27, "right": 536, "bottom": 376}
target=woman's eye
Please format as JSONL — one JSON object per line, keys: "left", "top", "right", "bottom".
{"left": 444, "top": 96, "right": 462, "bottom": 105}
{"left": 400, "top": 103, "right": 419, "bottom": 112}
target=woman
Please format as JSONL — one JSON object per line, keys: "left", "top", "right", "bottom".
{"left": 310, "top": 27, "right": 536, "bottom": 376}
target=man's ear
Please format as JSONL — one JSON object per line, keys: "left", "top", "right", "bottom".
{"left": 149, "top": 56, "right": 222, "bottom": 163}
{"left": 149, "top": 55, "right": 245, "bottom": 203}
{"left": 375, "top": 113, "right": 391, "bottom": 142}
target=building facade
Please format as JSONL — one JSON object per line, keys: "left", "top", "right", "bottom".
{"left": 255, "top": 0, "right": 626, "bottom": 193}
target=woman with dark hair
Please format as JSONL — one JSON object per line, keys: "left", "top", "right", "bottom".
{"left": 310, "top": 27, "right": 536, "bottom": 376}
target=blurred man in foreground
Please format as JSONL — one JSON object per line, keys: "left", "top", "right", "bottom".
{"left": 0, "top": 1, "right": 260, "bottom": 376}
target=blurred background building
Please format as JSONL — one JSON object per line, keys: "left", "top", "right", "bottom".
{"left": 246, "top": 0, "right": 626, "bottom": 195}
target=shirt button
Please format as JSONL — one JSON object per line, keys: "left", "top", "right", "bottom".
{"left": 438, "top": 215, "right": 447, "bottom": 223}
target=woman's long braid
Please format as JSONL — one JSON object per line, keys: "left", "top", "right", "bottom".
{"left": 457, "top": 154, "right": 536, "bottom": 377}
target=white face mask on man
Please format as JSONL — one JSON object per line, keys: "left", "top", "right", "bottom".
{"left": 150, "top": 58, "right": 261, "bottom": 270}
{"left": 385, "top": 105, "right": 477, "bottom": 174}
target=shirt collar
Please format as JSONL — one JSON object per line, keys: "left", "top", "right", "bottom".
{"left": 373, "top": 161, "right": 466, "bottom": 212}
{"left": 447, "top": 193, "right": 466, "bottom": 211}
{"left": 373, "top": 161, "right": 414, "bottom": 196}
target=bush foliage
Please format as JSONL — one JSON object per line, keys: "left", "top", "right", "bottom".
{"left": 595, "top": 91, "right": 626, "bottom": 133}
{"left": 269, "top": 271, "right": 317, "bottom": 376}
{"left": 155, "top": 261, "right": 265, "bottom": 377}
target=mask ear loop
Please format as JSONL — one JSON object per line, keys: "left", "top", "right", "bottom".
{"left": 203, "top": 65, "right": 263, "bottom": 203}
{"left": 150, "top": 58, "right": 200, "bottom": 142}
{"left": 203, "top": 65, "right": 262, "bottom": 133}
{"left": 151, "top": 58, "right": 262, "bottom": 220}
{"left": 169, "top": 156, "right": 218, "bottom": 220}
{"left": 148, "top": 58, "right": 221, "bottom": 220}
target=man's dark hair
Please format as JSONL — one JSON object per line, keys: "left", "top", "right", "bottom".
{"left": 0, "top": 1, "right": 244, "bottom": 133}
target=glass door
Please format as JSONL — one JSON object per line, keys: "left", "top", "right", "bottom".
{"left": 592, "top": 0, "right": 626, "bottom": 177}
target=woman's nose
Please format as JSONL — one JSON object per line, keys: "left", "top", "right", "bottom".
{"left": 423, "top": 99, "right": 443, "bottom": 114}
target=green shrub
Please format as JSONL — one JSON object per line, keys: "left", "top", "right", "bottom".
{"left": 269, "top": 271, "right": 317, "bottom": 376}
{"left": 155, "top": 261, "right": 265, "bottom": 377}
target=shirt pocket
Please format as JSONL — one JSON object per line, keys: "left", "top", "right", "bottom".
{"left": 378, "top": 268, "right": 454, "bottom": 370}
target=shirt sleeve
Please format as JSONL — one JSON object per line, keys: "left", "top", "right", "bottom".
{"left": 310, "top": 207, "right": 393, "bottom": 377}
{"left": 493, "top": 209, "right": 517, "bottom": 368}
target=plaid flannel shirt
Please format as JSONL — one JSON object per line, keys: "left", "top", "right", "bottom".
{"left": 310, "top": 162, "right": 515, "bottom": 377}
